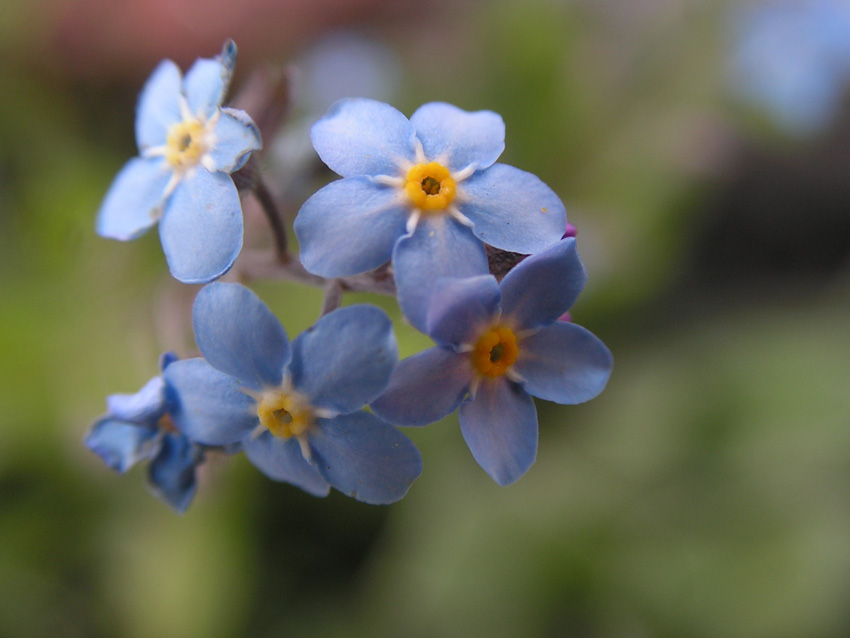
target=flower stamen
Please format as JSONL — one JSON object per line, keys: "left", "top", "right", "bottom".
{"left": 257, "top": 390, "right": 314, "bottom": 439}
{"left": 165, "top": 118, "right": 208, "bottom": 169}
{"left": 405, "top": 162, "right": 456, "bottom": 212}
{"left": 471, "top": 326, "right": 519, "bottom": 377}
{"left": 421, "top": 176, "right": 441, "bottom": 195}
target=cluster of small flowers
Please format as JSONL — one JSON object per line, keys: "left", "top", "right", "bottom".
{"left": 86, "top": 42, "right": 613, "bottom": 512}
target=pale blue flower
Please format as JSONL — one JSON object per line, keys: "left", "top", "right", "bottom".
{"left": 85, "top": 353, "right": 209, "bottom": 512}
{"left": 732, "top": 0, "right": 850, "bottom": 134}
{"left": 164, "top": 282, "right": 422, "bottom": 505}
{"left": 96, "top": 41, "right": 261, "bottom": 283}
{"left": 294, "top": 98, "right": 567, "bottom": 331}
{"left": 372, "top": 239, "right": 612, "bottom": 485}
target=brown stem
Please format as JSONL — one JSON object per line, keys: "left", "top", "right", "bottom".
{"left": 253, "top": 176, "right": 289, "bottom": 262}
{"left": 237, "top": 250, "right": 397, "bottom": 297}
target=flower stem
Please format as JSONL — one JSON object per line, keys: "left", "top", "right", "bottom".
{"left": 237, "top": 250, "right": 397, "bottom": 297}
{"left": 319, "top": 279, "right": 342, "bottom": 317}
{"left": 254, "top": 176, "right": 289, "bottom": 262}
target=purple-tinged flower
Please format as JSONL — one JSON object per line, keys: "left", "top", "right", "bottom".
{"left": 85, "top": 353, "right": 212, "bottom": 513}
{"left": 164, "top": 282, "right": 422, "bottom": 505}
{"left": 294, "top": 98, "right": 567, "bottom": 331}
{"left": 96, "top": 40, "right": 261, "bottom": 283}
{"left": 372, "top": 238, "right": 612, "bottom": 485}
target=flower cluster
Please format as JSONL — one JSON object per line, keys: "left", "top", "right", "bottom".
{"left": 87, "top": 42, "right": 612, "bottom": 512}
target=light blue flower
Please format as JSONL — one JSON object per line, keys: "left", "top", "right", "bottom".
{"left": 96, "top": 41, "right": 262, "bottom": 283}
{"left": 731, "top": 0, "right": 850, "bottom": 134}
{"left": 294, "top": 98, "right": 567, "bottom": 332}
{"left": 85, "top": 353, "right": 210, "bottom": 513}
{"left": 163, "top": 282, "right": 423, "bottom": 505}
{"left": 371, "top": 238, "right": 613, "bottom": 485}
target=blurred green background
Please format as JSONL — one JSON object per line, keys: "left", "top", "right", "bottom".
{"left": 3, "top": 0, "right": 850, "bottom": 636}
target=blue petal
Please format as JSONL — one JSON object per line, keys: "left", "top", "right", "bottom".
{"left": 289, "top": 305, "right": 397, "bottom": 413}
{"left": 458, "top": 163, "right": 566, "bottom": 254}
{"left": 163, "top": 358, "right": 258, "bottom": 446}
{"left": 513, "top": 322, "right": 613, "bottom": 404}
{"left": 371, "top": 347, "right": 473, "bottom": 426}
{"left": 147, "top": 433, "right": 201, "bottom": 513}
{"left": 459, "top": 379, "right": 538, "bottom": 485}
{"left": 158, "top": 169, "right": 243, "bottom": 283}
{"left": 183, "top": 57, "right": 229, "bottom": 119}
{"left": 192, "top": 283, "right": 290, "bottom": 391}
{"left": 426, "top": 275, "right": 501, "bottom": 347}
{"left": 159, "top": 351, "right": 179, "bottom": 371}
{"left": 208, "top": 108, "right": 262, "bottom": 173}
{"left": 96, "top": 157, "right": 170, "bottom": 241}
{"left": 410, "top": 102, "right": 505, "bottom": 173}
{"left": 393, "top": 215, "right": 489, "bottom": 333}
{"left": 294, "top": 177, "right": 409, "bottom": 277}
{"left": 135, "top": 59, "right": 182, "bottom": 151}
{"left": 217, "top": 40, "right": 238, "bottom": 77}
{"left": 308, "top": 411, "right": 422, "bottom": 504}
{"left": 499, "top": 238, "right": 587, "bottom": 330}
{"left": 310, "top": 98, "right": 416, "bottom": 177}
{"left": 85, "top": 418, "right": 160, "bottom": 473}
{"left": 243, "top": 432, "right": 330, "bottom": 497}
{"left": 105, "top": 375, "right": 167, "bottom": 423}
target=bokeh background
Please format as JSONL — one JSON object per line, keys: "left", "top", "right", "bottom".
{"left": 3, "top": 0, "right": 850, "bottom": 636}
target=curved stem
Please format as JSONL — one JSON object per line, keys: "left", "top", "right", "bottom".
{"left": 253, "top": 176, "right": 289, "bottom": 262}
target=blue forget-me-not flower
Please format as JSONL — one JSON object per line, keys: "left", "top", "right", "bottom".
{"left": 371, "top": 238, "right": 613, "bottom": 485}
{"left": 96, "top": 40, "right": 261, "bottom": 283}
{"left": 294, "top": 98, "right": 567, "bottom": 331}
{"left": 85, "top": 353, "right": 209, "bottom": 512}
{"left": 163, "top": 282, "right": 423, "bottom": 505}
{"left": 731, "top": 0, "right": 850, "bottom": 134}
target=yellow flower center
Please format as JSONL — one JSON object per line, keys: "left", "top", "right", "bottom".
{"left": 471, "top": 326, "right": 519, "bottom": 377}
{"left": 405, "top": 162, "right": 456, "bottom": 211}
{"left": 165, "top": 119, "right": 207, "bottom": 169}
{"left": 257, "top": 390, "right": 314, "bottom": 439}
